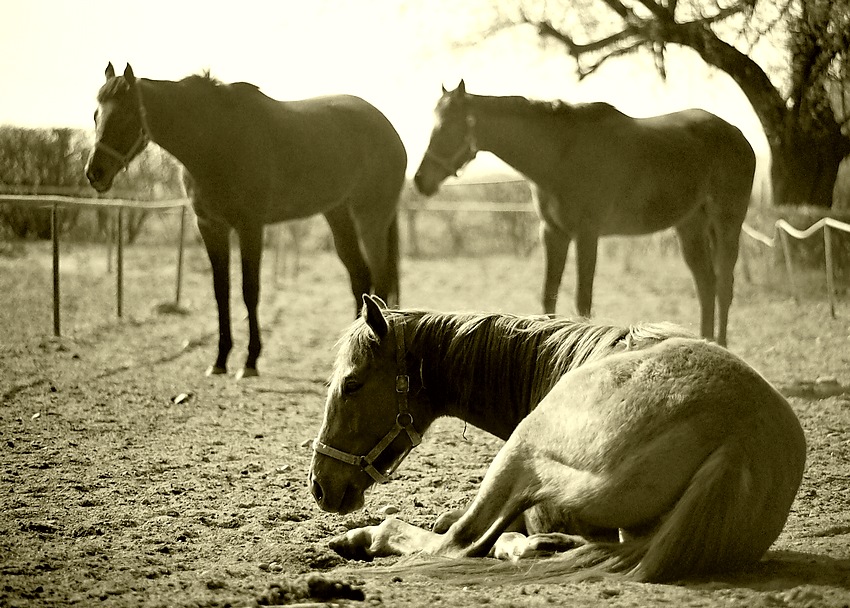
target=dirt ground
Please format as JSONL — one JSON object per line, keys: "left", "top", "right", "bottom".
{"left": 1, "top": 240, "right": 849, "bottom": 607}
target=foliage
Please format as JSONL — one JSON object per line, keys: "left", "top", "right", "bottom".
{"left": 0, "top": 126, "right": 183, "bottom": 242}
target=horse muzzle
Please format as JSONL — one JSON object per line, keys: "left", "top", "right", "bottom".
{"left": 308, "top": 469, "right": 365, "bottom": 515}
{"left": 413, "top": 169, "right": 440, "bottom": 197}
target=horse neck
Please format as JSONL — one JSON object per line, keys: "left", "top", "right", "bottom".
{"left": 409, "top": 314, "right": 565, "bottom": 440}
{"left": 137, "top": 79, "right": 214, "bottom": 178}
{"left": 468, "top": 95, "right": 565, "bottom": 185}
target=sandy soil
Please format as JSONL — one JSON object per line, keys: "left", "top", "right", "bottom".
{"left": 1, "top": 244, "right": 849, "bottom": 607}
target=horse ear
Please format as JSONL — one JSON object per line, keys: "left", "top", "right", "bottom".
{"left": 123, "top": 64, "right": 136, "bottom": 86}
{"left": 441, "top": 84, "right": 448, "bottom": 95}
{"left": 105, "top": 62, "right": 116, "bottom": 80}
{"left": 457, "top": 79, "right": 466, "bottom": 96}
{"left": 361, "top": 295, "right": 389, "bottom": 340}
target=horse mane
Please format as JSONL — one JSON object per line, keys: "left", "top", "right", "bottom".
{"left": 98, "top": 70, "right": 263, "bottom": 105}
{"left": 334, "top": 310, "right": 694, "bottom": 419}
{"left": 469, "top": 95, "right": 623, "bottom": 123}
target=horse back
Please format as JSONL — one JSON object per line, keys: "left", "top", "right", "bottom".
{"left": 192, "top": 90, "right": 407, "bottom": 225}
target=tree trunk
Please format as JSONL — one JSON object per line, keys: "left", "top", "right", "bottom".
{"left": 771, "top": 121, "right": 850, "bottom": 207}
{"left": 661, "top": 21, "right": 850, "bottom": 207}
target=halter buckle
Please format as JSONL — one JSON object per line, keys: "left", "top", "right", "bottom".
{"left": 396, "top": 374, "right": 410, "bottom": 393}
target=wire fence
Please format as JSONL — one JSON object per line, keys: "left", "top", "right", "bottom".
{"left": 0, "top": 194, "right": 190, "bottom": 336}
{"left": 2, "top": 191, "right": 850, "bottom": 337}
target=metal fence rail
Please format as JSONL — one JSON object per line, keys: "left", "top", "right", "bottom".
{"left": 741, "top": 217, "right": 850, "bottom": 317}
{"left": 2, "top": 191, "right": 849, "bottom": 337}
{"left": 0, "top": 194, "right": 190, "bottom": 336}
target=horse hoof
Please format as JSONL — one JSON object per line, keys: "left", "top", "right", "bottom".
{"left": 236, "top": 367, "right": 259, "bottom": 380}
{"left": 206, "top": 365, "right": 227, "bottom": 376}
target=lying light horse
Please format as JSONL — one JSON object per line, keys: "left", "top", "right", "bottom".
{"left": 414, "top": 82, "right": 755, "bottom": 346}
{"left": 86, "top": 63, "right": 406, "bottom": 377}
{"left": 310, "top": 295, "right": 805, "bottom": 582}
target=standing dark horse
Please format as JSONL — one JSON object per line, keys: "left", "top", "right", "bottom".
{"left": 310, "top": 296, "right": 806, "bottom": 582}
{"left": 414, "top": 82, "right": 755, "bottom": 346}
{"left": 86, "top": 63, "right": 407, "bottom": 378}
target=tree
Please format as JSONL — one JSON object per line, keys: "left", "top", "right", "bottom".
{"left": 460, "top": 0, "right": 850, "bottom": 207}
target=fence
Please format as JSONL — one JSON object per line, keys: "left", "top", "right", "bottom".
{"left": 2, "top": 191, "right": 850, "bottom": 337}
{"left": 0, "top": 194, "right": 190, "bottom": 337}
{"left": 742, "top": 217, "right": 850, "bottom": 317}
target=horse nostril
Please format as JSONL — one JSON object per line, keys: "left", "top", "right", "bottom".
{"left": 310, "top": 476, "right": 324, "bottom": 504}
{"left": 86, "top": 166, "right": 101, "bottom": 184}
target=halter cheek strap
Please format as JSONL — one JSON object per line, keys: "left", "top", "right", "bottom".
{"left": 312, "top": 320, "right": 422, "bottom": 484}
{"left": 95, "top": 79, "right": 152, "bottom": 170}
{"left": 423, "top": 114, "right": 478, "bottom": 177}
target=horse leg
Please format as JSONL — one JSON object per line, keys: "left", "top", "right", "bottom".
{"left": 197, "top": 217, "right": 232, "bottom": 375}
{"left": 237, "top": 224, "right": 263, "bottom": 378}
{"left": 675, "top": 215, "right": 716, "bottom": 342}
{"left": 330, "top": 431, "right": 544, "bottom": 560}
{"left": 352, "top": 212, "right": 400, "bottom": 307}
{"left": 540, "top": 222, "right": 570, "bottom": 315}
{"left": 324, "top": 206, "right": 372, "bottom": 315}
{"left": 713, "top": 228, "right": 742, "bottom": 348}
{"left": 574, "top": 233, "right": 599, "bottom": 318}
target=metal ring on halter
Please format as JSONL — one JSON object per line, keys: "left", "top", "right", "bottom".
{"left": 311, "top": 319, "right": 421, "bottom": 484}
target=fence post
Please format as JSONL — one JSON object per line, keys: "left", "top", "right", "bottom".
{"left": 778, "top": 228, "right": 799, "bottom": 304}
{"left": 117, "top": 207, "right": 124, "bottom": 318}
{"left": 824, "top": 224, "right": 836, "bottom": 318}
{"left": 175, "top": 205, "right": 186, "bottom": 306}
{"left": 51, "top": 203, "right": 60, "bottom": 337}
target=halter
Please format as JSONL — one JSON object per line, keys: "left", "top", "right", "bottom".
{"left": 312, "top": 320, "right": 422, "bottom": 484}
{"left": 94, "top": 79, "right": 152, "bottom": 170}
{"left": 422, "top": 114, "right": 478, "bottom": 177}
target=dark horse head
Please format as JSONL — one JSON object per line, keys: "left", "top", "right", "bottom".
{"left": 413, "top": 80, "right": 478, "bottom": 196}
{"left": 85, "top": 63, "right": 150, "bottom": 193}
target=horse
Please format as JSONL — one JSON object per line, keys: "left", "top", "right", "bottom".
{"left": 414, "top": 82, "right": 756, "bottom": 347}
{"left": 309, "top": 295, "right": 805, "bottom": 583}
{"left": 85, "top": 63, "right": 407, "bottom": 378}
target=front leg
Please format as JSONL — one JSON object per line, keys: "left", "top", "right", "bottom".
{"left": 237, "top": 224, "right": 264, "bottom": 377}
{"left": 329, "top": 518, "right": 445, "bottom": 561}
{"left": 330, "top": 437, "right": 539, "bottom": 560}
{"left": 197, "top": 217, "right": 232, "bottom": 375}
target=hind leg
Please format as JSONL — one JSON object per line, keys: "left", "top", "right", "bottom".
{"left": 713, "top": 227, "right": 742, "bottom": 347}
{"left": 540, "top": 222, "right": 571, "bottom": 316}
{"left": 324, "top": 206, "right": 372, "bottom": 315}
{"left": 352, "top": 211, "right": 400, "bottom": 307}
{"left": 675, "top": 213, "right": 716, "bottom": 342}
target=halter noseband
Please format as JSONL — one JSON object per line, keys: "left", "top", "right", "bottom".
{"left": 95, "top": 79, "right": 152, "bottom": 170}
{"left": 312, "top": 320, "right": 422, "bottom": 484}
{"left": 423, "top": 114, "right": 478, "bottom": 178}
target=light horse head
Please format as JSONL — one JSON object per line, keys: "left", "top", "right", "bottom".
{"left": 413, "top": 80, "right": 478, "bottom": 196}
{"left": 309, "top": 296, "right": 432, "bottom": 515}
{"left": 85, "top": 62, "right": 151, "bottom": 193}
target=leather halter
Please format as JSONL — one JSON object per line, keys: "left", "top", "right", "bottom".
{"left": 422, "top": 114, "right": 478, "bottom": 177}
{"left": 94, "top": 79, "right": 152, "bottom": 170}
{"left": 312, "top": 320, "right": 422, "bottom": 484}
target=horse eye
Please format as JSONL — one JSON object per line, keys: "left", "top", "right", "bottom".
{"left": 342, "top": 378, "right": 363, "bottom": 395}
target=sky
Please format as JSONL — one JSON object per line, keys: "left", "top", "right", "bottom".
{"left": 1, "top": 0, "right": 768, "bottom": 176}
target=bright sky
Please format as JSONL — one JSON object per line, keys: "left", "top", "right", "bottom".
{"left": 1, "top": 0, "right": 767, "bottom": 175}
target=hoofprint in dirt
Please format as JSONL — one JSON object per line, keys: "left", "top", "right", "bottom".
{"left": 1, "top": 245, "right": 849, "bottom": 607}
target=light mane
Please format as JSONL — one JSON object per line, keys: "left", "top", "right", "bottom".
{"left": 332, "top": 310, "right": 694, "bottom": 415}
